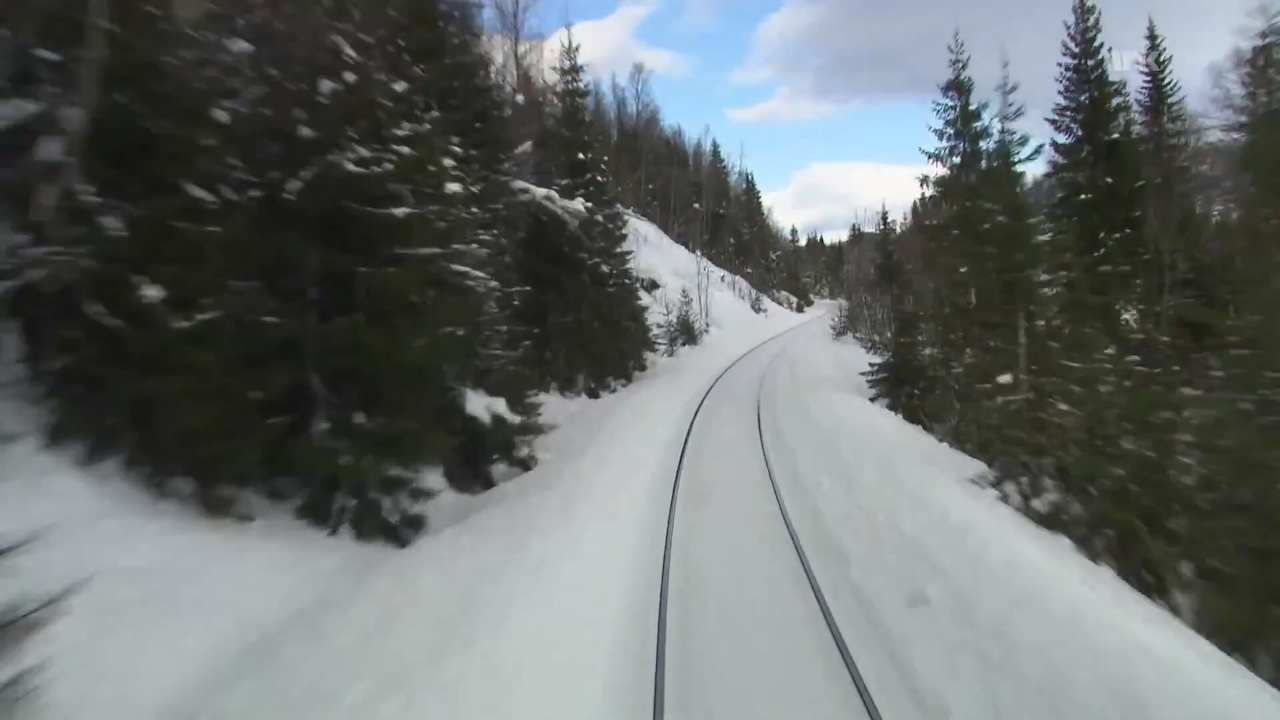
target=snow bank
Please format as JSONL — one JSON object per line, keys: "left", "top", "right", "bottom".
{"left": 0, "top": 380, "right": 388, "bottom": 720}
{"left": 0, "top": 199, "right": 802, "bottom": 719}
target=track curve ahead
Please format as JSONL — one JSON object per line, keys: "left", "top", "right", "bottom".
{"left": 756, "top": 347, "right": 884, "bottom": 720}
{"left": 653, "top": 316, "right": 880, "bottom": 720}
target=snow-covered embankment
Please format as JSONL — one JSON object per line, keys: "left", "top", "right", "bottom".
{"left": 0, "top": 197, "right": 804, "bottom": 720}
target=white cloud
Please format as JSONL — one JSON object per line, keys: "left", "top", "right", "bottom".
{"left": 543, "top": 1, "right": 691, "bottom": 80}
{"left": 680, "top": 0, "right": 719, "bottom": 30}
{"left": 727, "top": 0, "right": 1254, "bottom": 124}
{"left": 763, "top": 162, "right": 933, "bottom": 238}
{"left": 726, "top": 87, "right": 844, "bottom": 123}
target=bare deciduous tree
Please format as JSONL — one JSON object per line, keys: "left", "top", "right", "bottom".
{"left": 490, "top": 0, "right": 546, "bottom": 178}
{"left": 626, "top": 62, "right": 658, "bottom": 214}
{"left": 490, "top": 0, "right": 539, "bottom": 92}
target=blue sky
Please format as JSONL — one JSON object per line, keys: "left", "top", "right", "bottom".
{"left": 543, "top": 0, "right": 1253, "bottom": 238}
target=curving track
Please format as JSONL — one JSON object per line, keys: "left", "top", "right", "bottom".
{"left": 653, "top": 319, "right": 881, "bottom": 720}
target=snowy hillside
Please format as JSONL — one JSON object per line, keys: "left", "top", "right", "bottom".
{"left": 625, "top": 209, "right": 787, "bottom": 328}
{"left": 513, "top": 180, "right": 791, "bottom": 333}
{"left": 0, "top": 197, "right": 801, "bottom": 720}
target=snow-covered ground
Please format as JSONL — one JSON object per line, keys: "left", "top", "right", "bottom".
{"left": 761, "top": 323, "right": 1280, "bottom": 720}
{"left": 665, "top": 321, "right": 869, "bottom": 720}
{"left": 0, "top": 211, "right": 806, "bottom": 720}
{"left": 3, "top": 204, "right": 1277, "bottom": 719}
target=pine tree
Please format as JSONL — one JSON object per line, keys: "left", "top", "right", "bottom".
{"left": 279, "top": 0, "right": 521, "bottom": 538}
{"left": 1187, "top": 7, "right": 1280, "bottom": 682}
{"left": 862, "top": 207, "right": 929, "bottom": 424}
{"left": 531, "top": 28, "right": 651, "bottom": 395}
{"left": 8, "top": 0, "right": 277, "bottom": 510}
{"left": 703, "top": 139, "right": 734, "bottom": 268}
{"left": 781, "top": 224, "right": 809, "bottom": 307}
{"left": 826, "top": 227, "right": 852, "bottom": 298}
{"left": 919, "top": 31, "right": 992, "bottom": 444}
{"left": 987, "top": 57, "right": 1044, "bottom": 396}
{"left": 6, "top": 0, "right": 537, "bottom": 544}
{"left": 1136, "top": 18, "right": 1198, "bottom": 339}
{"left": 976, "top": 58, "right": 1049, "bottom": 505}
{"left": 1093, "top": 16, "right": 1209, "bottom": 603}
{"left": 733, "top": 172, "right": 773, "bottom": 292}
{"left": 393, "top": 0, "right": 542, "bottom": 485}
{"left": 660, "top": 287, "right": 702, "bottom": 354}
{"left": 1040, "top": 0, "right": 1149, "bottom": 562}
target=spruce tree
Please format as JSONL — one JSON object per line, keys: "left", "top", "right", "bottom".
{"left": 7, "top": 0, "right": 534, "bottom": 543}
{"left": 282, "top": 0, "right": 515, "bottom": 538}
{"left": 919, "top": 31, "right": 992, "bottom": 444}
{"left": 826, "top": 227, "right": 852, "bottom": 298}
{"left": 1136, "top": 18, "right": 1198, "bottom": 337}
{"left": 783, "top": 224, "right": 809, "bottom": 305}
{"left": 9, "top": 0, "right": 276, "bottom": 509}
{"left": 703, "top": 140, "right": 734, "bottom": 268}
{"left": 862, "top": 207, "right": 928, "bottom": 425}
{"left": 1188, "top": 8, "right": 1280, "bottom": 681}
{"left": 661, "top": 287, "right": 702, "bottom": 354}
{"left": 733, "top": 172, "right": 773, "bottom": 292}
{"left": 1040, "top": 0, "right": 1148, "bottom": 561}
{"left": 987, "top": 58, "right": 1043, "bottom": 397}
{"left": 532, "top": 28, "right": 651, "bottom": 395}
{"left": 977, "top": 58, "right": 1048, "bottom": 505}
{"left": 389, "top": 0, "right": 542, "bottom": 485}
{"left": 1098, "top": 16, "right": 1209, "bottom": 602}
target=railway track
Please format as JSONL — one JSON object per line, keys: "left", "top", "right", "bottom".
{"left": 652, "top": 317, "right": 882, "bottom": 720}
